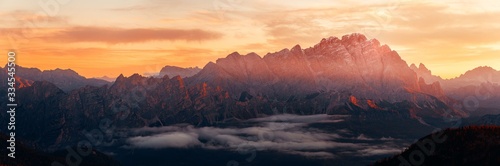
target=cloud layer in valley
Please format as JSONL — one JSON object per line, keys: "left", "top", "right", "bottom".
{"left": 126, "top": 114, "right": 403, "bottom": 159}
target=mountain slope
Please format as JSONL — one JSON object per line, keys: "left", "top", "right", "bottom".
{"left": 411, "top": 64, "right": 500, "bottom": 116}
{"left": 0, "top": 133, "right": 120, "bottom": 166}
{"left": 374, "top": 126, "right": 500, "bottom": 166}
{"left": 2, "top": 65, "right": 110, "bottom": 92}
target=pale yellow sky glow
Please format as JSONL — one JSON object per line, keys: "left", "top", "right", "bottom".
{"left": 0, "top": 0, "right": 499, "bottom": 78}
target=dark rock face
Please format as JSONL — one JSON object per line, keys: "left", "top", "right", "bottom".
{"left": 473, "top": 114, "right": 500, "bottom": 126}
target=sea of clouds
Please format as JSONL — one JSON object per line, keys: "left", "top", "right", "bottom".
{"left": 125, "top": 114, "right": 403, "bottom": 158}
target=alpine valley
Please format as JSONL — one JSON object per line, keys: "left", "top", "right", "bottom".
{"left": 1, "top": 33, "right": 499, "bottom": 166}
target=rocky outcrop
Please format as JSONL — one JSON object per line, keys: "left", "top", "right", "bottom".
{"left": 188, "top": 33, "right": 462, "bottom": 117}
{"left": 1, "top": 81, "right": 67, "bottom": 149}
{"left": 410, "top": 63, "right": 443, "bottom": 85}
{"left": 411, "top": 64, "right": 500, "bottom": 115}
{"left": 418, "top": 77, "right": 446, "bottom": 100}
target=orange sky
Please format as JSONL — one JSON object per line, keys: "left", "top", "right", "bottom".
{"left": 1, "top": 0, "right": 499, "bottom": 79}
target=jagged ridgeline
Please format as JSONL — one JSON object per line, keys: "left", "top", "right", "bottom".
{"left": 0, "top": 33, "right": 487, "bottom": 151}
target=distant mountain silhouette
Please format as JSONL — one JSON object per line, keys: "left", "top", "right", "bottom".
{"left": 1, "top": 65, "right": 109, "bottom": 92}
{"left": 190, "top": 34, "right": 436, "bottom": 100}
{"left": 93, "top": 75, "right": 117, "bottom": 82}
{"left": 411, "top": 64, "right": 500, "bottom": 116}
{"left": 412, "top": 64, "right": 500, "bottom": 90}
{"left": 159, "top": 65, "right": 201, "bottom": 78}
{"left": 374, "top": 126, "right": 500, "bottom": 166}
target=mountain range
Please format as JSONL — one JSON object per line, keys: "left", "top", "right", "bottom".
{"left": 0, "top": 33, "right": 498, "bottom": 157}
{"left": 411, "top": 64, "right": 500, "bottom": 116}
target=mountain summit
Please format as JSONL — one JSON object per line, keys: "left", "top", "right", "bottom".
{"left": 189, "top": 33, "right": 452, "bottom": 108}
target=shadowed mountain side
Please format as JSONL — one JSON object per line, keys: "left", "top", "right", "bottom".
{"left": 0, "top": 133, "right": 121, "bottom": 166}
{"left": 373, "top": 126, "right": 500, "bottom": 166}
{"left": 187, "top": 33, "right": 465, "bottom": 117}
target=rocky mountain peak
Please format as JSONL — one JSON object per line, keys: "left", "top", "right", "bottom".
{"left": 409, "top": 63, "right": 418, "bottom": 70}
{"left": 191, "top": 33, "right": 451, "bottom": 105}
{"left": 411, "top": 63, "right": 432, "bottom": 75}
{"left": 111, "top": 73, "right": 150, "bottom": 91}
{"left": 410, "top": 63, "right": 443, "bottom": 85}
{"left": 277, "top": 48, "right": 291, "bottom": 54}
{"left": 290, "top": 44, "right": 302, "bottom": 53}
{"left": 318, "top": 36, "right": 340, "bottom": 46}
{"left": 116, "top": 74, "right": 126, "bottom": 82}
{"left": 129, "top": 73, "right": 143, "bottom": 78}
{"left": 226, "top": 51, "right": 242, "bottom": 59}
{"left": 48, "top": 68, "right": 79, "bottom": 77}
{"left": 418, "top": 63, "right": 429, "bottom": 72}
{"left": 341, "top": 33, "right": 368, "bottom": 44}
{"left": 244, "top": 52, "right": 262, "bottom": 61}
{"left": 462, "top": 66, "right": 497, "bottom": 78}
{"left": 369, "top": 38, "right": 381, "bottom": 47}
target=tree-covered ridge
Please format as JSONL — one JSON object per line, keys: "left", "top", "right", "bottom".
{"left": 374, "top": 126, "right": 500, "bottom": 166}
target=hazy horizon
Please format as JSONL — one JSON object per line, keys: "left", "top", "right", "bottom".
{"left": 4, "top": 49, "right": 499, "bottom": 81}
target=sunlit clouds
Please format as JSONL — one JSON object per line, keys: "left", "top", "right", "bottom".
{"left": 0, "top": 0, "right": 499, "bottom": 78}
{"left": 43, "top": 27, "right": 223, "bottom": 44}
